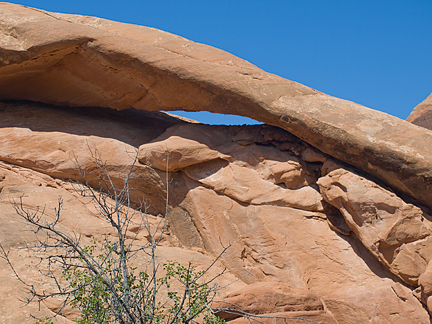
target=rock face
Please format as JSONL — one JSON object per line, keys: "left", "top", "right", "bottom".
{"left": 0, "top": 101, "right": 430, "bottom": 324}
{"left": 407, "top": 93, "right": 432, "bottom": 130}
{"left": 2, "top": 2, "right": 432, "bottom": 212}
{"left": 318, "top": 168, "right": 432, "bottom": 286}
{"left": 0, "top": 3, "right": 432, "bottom": 324}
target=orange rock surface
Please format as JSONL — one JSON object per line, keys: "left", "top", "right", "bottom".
{"left": 0, "top": 3, "right": 432, "bottom": 323}
{"left": 407, "top": 92, "right": 432, "bottom": 130}
{"left": 2, "top": 3, "right": 432, "bottom": 210}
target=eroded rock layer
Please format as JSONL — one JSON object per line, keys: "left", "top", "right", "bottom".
{"left": 0, "top": 101, "right": 431, "bottom": 323}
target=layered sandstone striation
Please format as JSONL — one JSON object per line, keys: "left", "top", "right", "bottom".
{"left": 1, "top": 3, "right": 432, "bottom": 324}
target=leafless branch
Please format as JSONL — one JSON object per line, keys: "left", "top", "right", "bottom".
{"left": 0, "top": 146, "right": 319, "bottom": 324}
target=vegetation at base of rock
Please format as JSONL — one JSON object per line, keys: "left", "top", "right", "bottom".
{"left": 35, "top": 318, "right": 53, "bottom": 324}
{"left": 1, "top": 148, "right": 226, "bottom": 324}
{"left": 58, "top": 239, "right": 224, "bottom": 324}
{"left": 1, "top": 146, "right": 322, "bottom": 324}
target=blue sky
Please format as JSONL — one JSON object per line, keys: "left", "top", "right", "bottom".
{"left": 6, "top": 0, "right": 432, "bottom": 125}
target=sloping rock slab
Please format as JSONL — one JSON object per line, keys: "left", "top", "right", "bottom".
{"left": 211, "top": 282, "right": 325, "bottom": 320}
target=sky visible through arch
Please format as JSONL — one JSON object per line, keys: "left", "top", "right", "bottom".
{"left": 6, "top": 0, "right": 432, "bottom": 125}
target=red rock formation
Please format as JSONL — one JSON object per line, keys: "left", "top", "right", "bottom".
{"left": 0, "top": 101, "right": 429, "bottom": 323}
{"left": 1, "top": 3, "right": 432, "bottom": 211}
{"left": 407, "top": 92, "right": 432, "bottom": 130}
{"left": 318, "top": 167, "right": 432, "bottom": 286}
{"left": 0, "top": 4, "right": 432, "bottom": 323}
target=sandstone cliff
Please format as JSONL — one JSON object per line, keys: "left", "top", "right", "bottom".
{"left": 1, "top": 3, "right": 432, "bottom": 323}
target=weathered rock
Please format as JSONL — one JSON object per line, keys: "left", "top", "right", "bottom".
{"left": 211, "top": 282, "right": 336, "bottom": 323}
{"left": 0, "top": 101, "right": 430, "bottom": 322}
{"left": 140, "top": 123, "right": 322, "bottom": 211}
{"left": 0, "top": 101, "right": 175, "bottom": 214}
{"left": 419, "top": 261, "right": 432, "bottom": 315}
{"left": 137, "top": 123, "right": 232, "bottom": 172}
{"left": 174, "top": 180, "right": 429, "bottom": 323}
{"left": 212, "top": 282, "right": 324, "bottom": 319}
{"left": 407, "top": 92, "right": 432, "bottom": 130}
{"left": 228, "top": 312, "right": 337, "bottom": 324}
{"left": 318, "top": 167, "right": 432, "bottom": 286}
{"left": 1, "top": 4, "right": 432, "bottom": 323}
{"left": 0, "top": 159, "right": 242, "bottom": 323}
{"left": 2, "top": 3, "right": 432, "bottom": 212}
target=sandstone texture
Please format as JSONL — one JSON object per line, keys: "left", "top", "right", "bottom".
{"left": 1, "top": 3, "right": 432, "bottom": 324}
{"left": 0, "top": 101, "right": 430, "bottom": 324}
{"left": 1, "top": 3, "right": 432, "bottom": 212}
{"left": 407, "top": 92, "right": 432, "bottom": 130}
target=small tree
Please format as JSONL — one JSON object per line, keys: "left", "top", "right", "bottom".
{"left": 0, "top": 147, "right": 227, "bottom": 324}
{"left": 1, "top": 146, "right": 322, "bottom": 324}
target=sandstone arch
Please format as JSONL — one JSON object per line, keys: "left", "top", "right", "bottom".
{"left": 1, "top": 3, "right": 432, "bottom": 210}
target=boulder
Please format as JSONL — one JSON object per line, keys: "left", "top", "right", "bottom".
{"left": 140, "top": 123, "right": 323, "bottom": 211}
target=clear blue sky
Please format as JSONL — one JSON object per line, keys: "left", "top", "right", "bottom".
{"left": 6, "top": 0, "right": 432, "bottom": 125}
